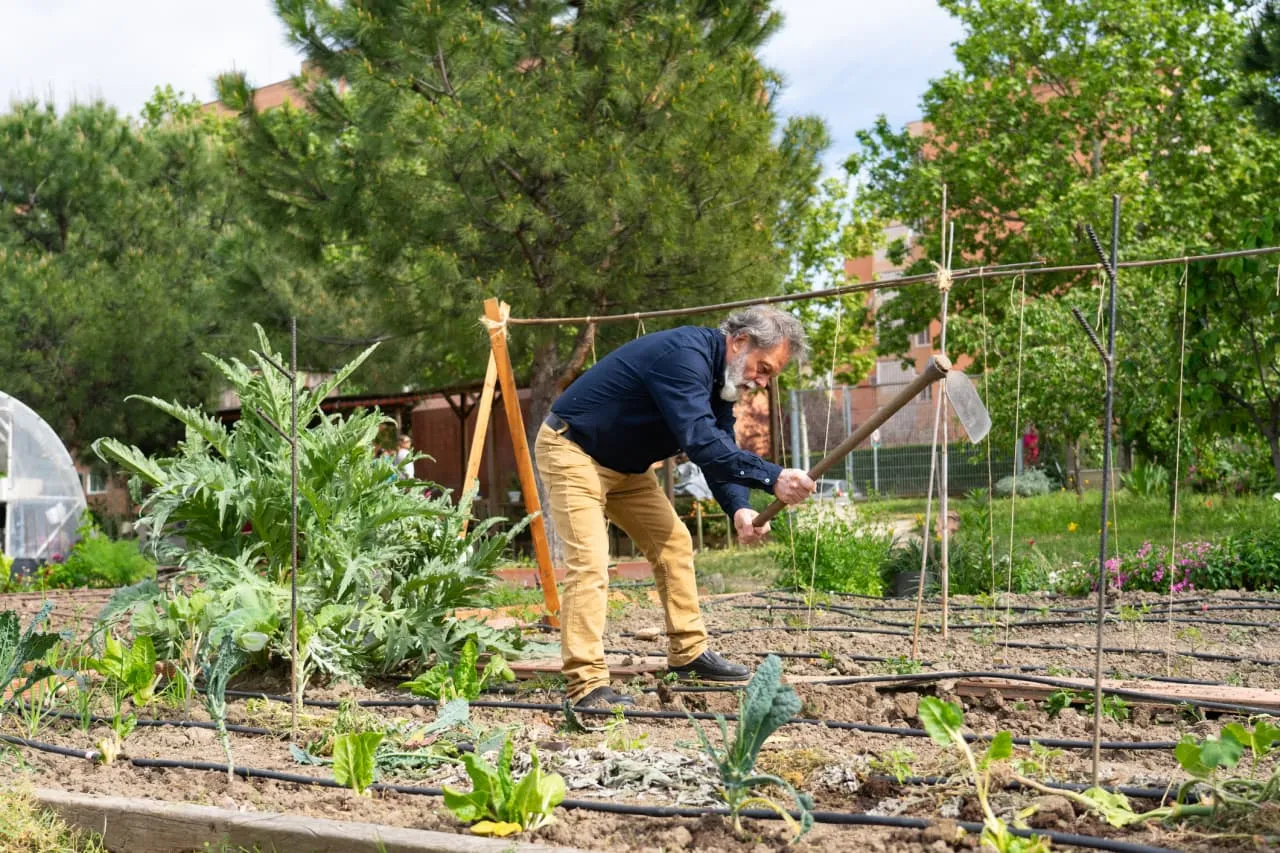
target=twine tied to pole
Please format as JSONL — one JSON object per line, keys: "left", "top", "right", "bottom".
{"left": 932, "top": 261, "right": 953, "bottom": 293}
{"left": 480, "top": 302, "right": 511, "bottom": 337}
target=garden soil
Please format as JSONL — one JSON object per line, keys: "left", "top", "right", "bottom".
{"left": 4, "top": 587, "right": 1280, "bottom": 851}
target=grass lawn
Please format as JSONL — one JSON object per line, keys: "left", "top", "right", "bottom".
{"left": 984, "top": 489, "right": 1279, "bottom": 566}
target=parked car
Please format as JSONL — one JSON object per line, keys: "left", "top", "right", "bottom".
{"left": 815, "top": 478, "right": 860, "bottom": 500}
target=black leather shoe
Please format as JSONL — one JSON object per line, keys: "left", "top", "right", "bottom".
{"left": 668, "top": 650, "right": 751, "bottom": 682}
{"left": 573, "top": 686, "right": 636, "bottom": 709}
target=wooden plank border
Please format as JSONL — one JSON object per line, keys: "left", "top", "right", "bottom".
{"left": 35, "top": 788, "right": 589, "bottom": 853}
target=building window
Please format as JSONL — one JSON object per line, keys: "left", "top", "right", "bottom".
{"left": 912, "top": 329, "right": 932, "bottom": 347}
{"left": 85, "top": 468, "right": 108, "bottom": 495}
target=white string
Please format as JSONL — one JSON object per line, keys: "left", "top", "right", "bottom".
{"left": 1001, "top": 274, "right": 1028, "bottom": 653}
{"left": 806, "top": 299, "right": 845, "bottom": 632}
{"left": 979, "top": 269, "right": 997, "bottom": 590}
{"left": 911, "top": 387, "right": 946, "bottom": 659}
{"left": 1165, "top": 263, "right": 1190, "bottom": 673}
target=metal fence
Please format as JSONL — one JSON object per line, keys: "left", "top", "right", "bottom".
{"left": 783, "top": 383, "right": 1014, "bottom": 497}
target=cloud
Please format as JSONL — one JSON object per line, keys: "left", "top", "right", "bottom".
{"left": 1, "top": 0, "right": 962, "bottom": 173}
{"left": 762, "top": 0, "right": 964, "bottom": 172}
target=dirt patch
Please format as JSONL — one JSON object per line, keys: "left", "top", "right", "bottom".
{"left": 5, "top": 589, "right": 1279, "bottom": 851}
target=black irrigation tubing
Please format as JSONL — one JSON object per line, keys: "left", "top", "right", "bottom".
{"left": 809, "top": 670, "right": 1280, "bottom": 717}
{"left": 727, "top": 604, "right": 1280, "bottom": 632}
{"left": 1002, "top": 640, "right": 1280, "bottom": 668}
{"left": 38, "top": 708, "right": 274, "bottom": 738}
{"left": 707, "top": 625, "right": 912, "bottom": 637}
{"left": 216, "top": 689, "right": 1180, "bottom": 751}
{"left": 888, "top": 774, "right": 1176, "bottom": 804}
{"left": 0, "top": 735, "right": 1181, "bottom": 853}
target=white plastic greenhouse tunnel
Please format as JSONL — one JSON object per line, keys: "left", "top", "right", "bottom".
{"left": 0, "top": 390, "right": 86, "bottom": 572}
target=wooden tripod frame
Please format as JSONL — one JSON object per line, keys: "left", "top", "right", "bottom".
{"left": 463, "top": 298, "right": 561, "bottom": 626}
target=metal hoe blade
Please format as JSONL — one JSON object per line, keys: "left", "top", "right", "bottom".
{"left": 944, "top": 369, "right": 991, "bottom": 443}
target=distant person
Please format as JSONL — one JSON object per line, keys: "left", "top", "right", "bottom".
{"left": 1022, "top": 423, "right": 1041, "bottom": 467}
{"left": 393, "top": 434, "right": 414, "bottom": 480}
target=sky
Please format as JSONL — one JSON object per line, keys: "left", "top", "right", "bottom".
{"left": 2, "top": 0, "right": 963, "bottom": 172}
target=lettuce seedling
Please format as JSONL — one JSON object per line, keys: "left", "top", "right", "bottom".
{"left": 333, "top": 731, "right": 385, "bottom": 796}
{"left": 400, "top": 638, "right": 514, "bottom": 701}
{"left": 443, "top": 735, "right": 565, "bottom": 836}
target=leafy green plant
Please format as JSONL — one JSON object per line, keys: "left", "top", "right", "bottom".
{"left": 878, "top": 655, "right": 923, "bottom": 675}
{"left": 41, "top": 522, "right": 155, "bottom": 590}
{"left": 774, "top": 504, "right": 892, "bottom": 595}
{"left": 1044, "top": 689, "right": 1128, "bottom": 723}
{"left": 1122, "top": 461, "right": 1169, "bottom": 497}
{"left": 199, "top": 635, "right": 247, "bottom": 781}
{"left": 1013, "top": 741, "right": 1064, "bottom": 780}
{"left": 93, "top": 328, "right": 528, "bottom": 691}
{"left": 868, "top": 747, "right": 915, "bottom": 784}
{"left": 603, "top": 707, "right": 649, "bottom": 752}
{"left": 399, "top": 638, "right": 514, "bottom": 701}
{"left": 442, "top": 736, "right": 566, "bottom": 837}
{"left": 917, "top": 697, "right": 1049, "bottom": 852}
{"left": 87, "top": 634, "right": 160, "bottom": 708}
{"left": 995, "top": 469, "right": 1053, "bottom": 498}
{"left": 0, "top": 603, "right": 61, "bottom": 724}
{"left": 333, "top": 731, "right": 385, "bottom": 796}
{"left": 688, "top": 654, "right": 813, "bottom": 839}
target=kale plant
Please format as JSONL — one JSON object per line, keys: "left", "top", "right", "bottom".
{"left": 689, "top": 654, "right": 813, "bottom": 839}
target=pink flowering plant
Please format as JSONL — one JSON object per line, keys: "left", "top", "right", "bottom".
{"left": 1103, "top": 540, "right": 1214, "bottom": 594}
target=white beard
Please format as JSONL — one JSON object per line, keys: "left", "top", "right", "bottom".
{"left": 721, "top": 350, "right": 749, "bottom": 402}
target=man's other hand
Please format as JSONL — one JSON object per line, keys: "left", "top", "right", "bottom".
{"left": 774, "top": 468, "right": 816, "bottom": 505}
{"left": 735, "top": 508, "right": 770, "bottom": 545}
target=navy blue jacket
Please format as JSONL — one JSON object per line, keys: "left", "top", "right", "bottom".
{"left": 550, "top": 326, "right": 782, "bottom": 517}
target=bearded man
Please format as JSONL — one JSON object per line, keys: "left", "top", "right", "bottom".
{"left": 534, "top": 306, "right": 815, "bottom": 709}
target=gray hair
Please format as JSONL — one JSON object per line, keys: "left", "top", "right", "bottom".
{"left": 719, "top": 306, "right": 809, "bottom": 363}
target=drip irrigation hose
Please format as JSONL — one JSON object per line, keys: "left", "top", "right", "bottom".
{"left": 726, "top": 604, "right": 1280, "bottom": 632}
{"left": 751, "top": 591, "right": 1280, "bottom": 616}
{"left": 221, "top": 690, "right": 1181, "bottom": 751}
{"left": 1002, "top": 640, "right": 1280, "bottom": 668}
{"left": 807, "top": 670, "right": 1280, "bottom": 716}
{"left": 38, "top": 708, "right": 274, "bottom": 738}
{"left": 0, "top": 734, "right": 1183, "bottom": 853}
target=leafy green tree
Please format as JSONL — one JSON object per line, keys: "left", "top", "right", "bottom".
{"left": 0, "top": 93, "right": 255, "bottom": 455}
{"left": 214, "top": 0, "right": 829, "bottom": 434}
{"left": 1184, "top": 222, "right": 1280, "bottom": 486}
{"left": 1240, "top": 1, "right": 1280, "bottom": 131}
{"left": 853, "top": 0, "right": 1280, "bottom": 473}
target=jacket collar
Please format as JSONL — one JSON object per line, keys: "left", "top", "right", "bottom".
{"left": 710, "top": 329, "right": 726, "bottom": 392}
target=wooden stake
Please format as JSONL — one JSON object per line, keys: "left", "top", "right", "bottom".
{"left": 483, "top": 298, "right": 561, "bottom": 626}
{"left": 459, "top": 353, "right": 498, "bottom": 536}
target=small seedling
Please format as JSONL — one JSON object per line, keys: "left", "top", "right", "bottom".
{"left": 400, "top": 638, "right": 515, "bottom": 701}
{"left": 1177, "top": 626, "right": 1203, "bottom": 655}
{"left": 333, "top": 731, "right": 385, "bottom": 796}
{"left": 918, "top": 697, "right": 1049, "bottom": 852}
{"left": 603, "top": 707, "right": 648, "bottom": 752}
{"left": 443, "top": 735, "right": 566, "bottom": 836}
{"left": 879, "top": 655, "right": 923, "bottom": 675}
{"left": 1014, "top": 740, "right": 1064, "bottom": 780}
{"left": 868, "top": 747, "right": 915, "bottom": 783}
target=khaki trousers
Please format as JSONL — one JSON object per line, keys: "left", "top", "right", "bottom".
{"left": 534, "top": 424, "right": 707, "bottom": 701}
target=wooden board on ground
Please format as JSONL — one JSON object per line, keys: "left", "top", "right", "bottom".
{"left": 953, "top": 676, "right": 1280, "bottom": 711}
{"left": 35, "top": 788, "right": 585, "bottom": 853}
{"left": 510, "top": 654, "right": 669, "bottom": 679}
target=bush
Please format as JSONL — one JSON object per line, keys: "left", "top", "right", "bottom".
{"left": 774, "top": 504, "right": 892, "bottom": 595}
{"left": 42, "top": 524, "right": 155, "bottom": 589}
{"left": 1122, "top": 461, "right": 1168, "bottom": 497}
{"left": 995, "top": 469, "right": 1052, "bottom": 498}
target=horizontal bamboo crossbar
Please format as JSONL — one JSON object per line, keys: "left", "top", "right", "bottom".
{"left": 506, "top": 245, "right": 1280, "bottom": 327}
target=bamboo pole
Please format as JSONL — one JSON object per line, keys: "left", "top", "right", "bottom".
{"left": 459, "top": 353, "right": 498, "bottom": 536}
{"left": 483, "top": 298, "right": 561, "bottom": 626}
{"left": 505, "top": 245, "right": 1280, "bottom": 327}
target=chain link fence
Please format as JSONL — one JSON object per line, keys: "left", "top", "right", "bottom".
{"left": 783, "top": 383, "right": 1014, "bottom": 498}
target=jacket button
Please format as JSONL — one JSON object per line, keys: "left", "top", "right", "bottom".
{"left": 739, "top": 470, "right": 745, "bottom": 475}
